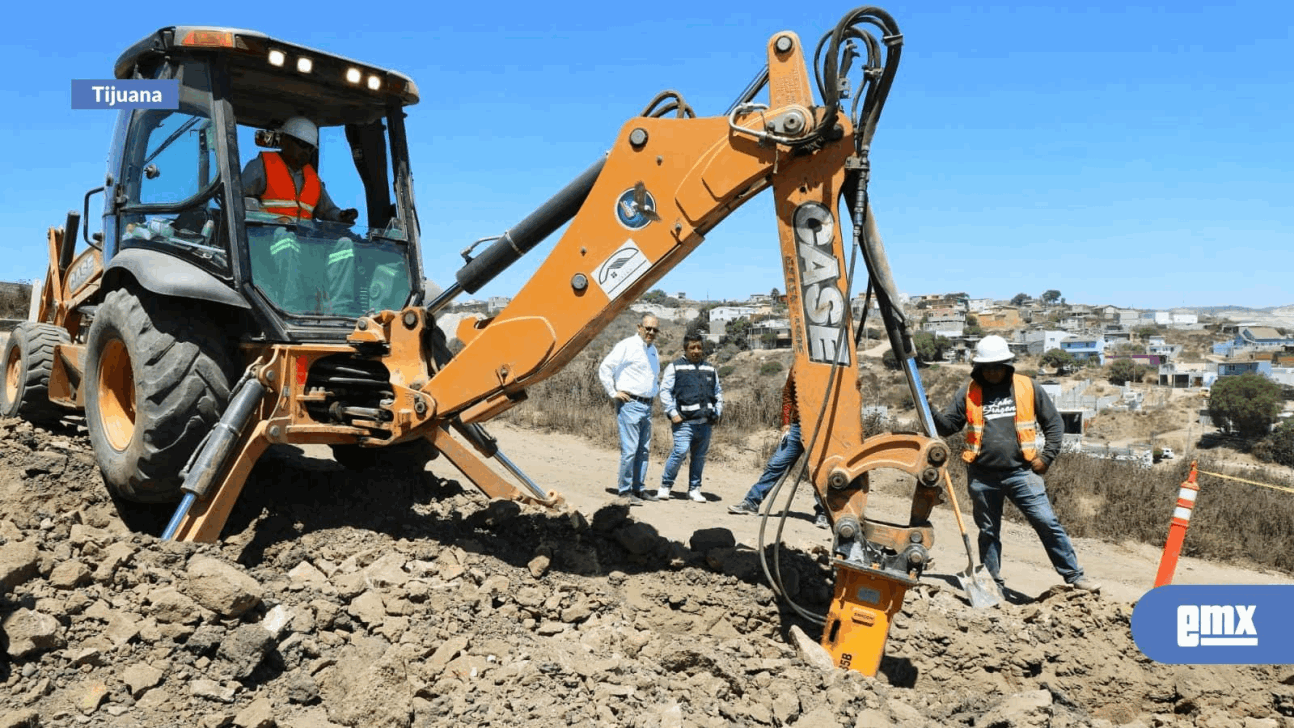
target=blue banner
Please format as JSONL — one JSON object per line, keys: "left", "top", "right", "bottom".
{"left": 71, "top": 80, "right": 178, "bottom": 110}
{"left": 1132, "top": 585, "right": 1294, "bottom": 664}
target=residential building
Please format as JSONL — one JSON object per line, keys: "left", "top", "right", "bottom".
{"left": 1158, "top": 361, "right": 1216, "bottom": 388}
{"left": 1061, "top": 335, "right": 1107, "bottom": 365}
{"left": 1270, "top": 367, "right": 1294, "bottom": 387}
{"left": 748, "top": 318, "right": 792, "bottom": 350}
{"left": 1212, "top": 326, "right": 1294, "bottom": 357}
{"left": 1059, "top": 313, "right": 1095, "bottom": 331}
{"left": 922, "top": 311, "right": 965, "bottom": 338}
{"left": 1217, "top": 359, "right": 1272, "bottom": 378}
{"left": 1239, "top": 326, "right": 1294, "bottom": 349}
{"left": 1107, "top": 353, "right": 1164, "bottom": 368}
{"left": 1148, "top": 341, "right": 1183, "bottom": 360}
{"left": 850, "top": 295, "right": 881, "bottom": 319}
{"left": 1103, "top": 326, "right": 1133, "bottom": 344}
{"left": 1025, "top": 329, "right": 1069, "bottom": 356}
{"left": 709, "top": 305, "right": 758, "bottom": 324}
{"left": 911, "top": 293, "right": 947, "bottom": 306}
{"left": 978, "top": 307, "right": 1023, "bottom": 330}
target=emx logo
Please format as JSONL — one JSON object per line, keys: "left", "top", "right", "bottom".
{"left": 1133, "top": 585, "right": 1292, "bottom": 664}
{"left": 1177, "top": 604, "right": 1257, "bottom": 647}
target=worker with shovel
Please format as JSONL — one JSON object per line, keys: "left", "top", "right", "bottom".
{"left": 931, "top": 335, "right": 1100, "bottom": 595}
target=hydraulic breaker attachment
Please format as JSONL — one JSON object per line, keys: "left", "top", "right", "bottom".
{"left": 822, "top": 565, "right": 913, "bottom": 676}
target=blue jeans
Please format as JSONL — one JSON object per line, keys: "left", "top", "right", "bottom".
{"left": 741, "top": 423, "right": 805, "bottom": 506}
{"left": 616, "top": 400, "right": 652, "bottom": 494}
{"left": 661, "top": 420, "right": 713, "bottom": 491}
{"left": 966, "top": 465, "right": 1084, "bottom": 587}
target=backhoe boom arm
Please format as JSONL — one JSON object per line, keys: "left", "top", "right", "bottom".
{"left": 169, "top": 8, "right": 946, "bottom": 678}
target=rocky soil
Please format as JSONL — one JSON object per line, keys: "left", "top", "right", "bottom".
{"left": 2, "top": 417, "right": 1292, "bottom": 728}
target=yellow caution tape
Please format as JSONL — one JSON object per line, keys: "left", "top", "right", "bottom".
{"left": 1196, "top": 469, "right": 1294, "bottom": 496}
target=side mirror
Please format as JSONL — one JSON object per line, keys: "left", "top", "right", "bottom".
{"left": 254, "top": 129, "right": 281, "bottom": 148}
{"left": 82, "top": 186, "right": 106, "bottom": 249}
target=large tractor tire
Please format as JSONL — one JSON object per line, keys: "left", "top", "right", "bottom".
{"left": 1, "top": 322, "right": 71, "bottom": 425}
{"left": 84, "top": 287, "right": 238, "bottom": 503}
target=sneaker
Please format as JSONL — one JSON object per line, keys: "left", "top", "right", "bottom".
{"left": 636, "top": 489, "right": 658, "bottom": 502}
{"left": 617, "top": 493, "right": 643, "bottom": 506}
{"left": 1070, "top": 577, "right": 1102, "bottom": 592}
{"left": 814, "top": 513, "right": 830, "bottom": 529}
{"left": 687, "top": 490, "right": 706, "bottom": 503}
{"left": 728, "top": 501, "right": 759, "bottom": 515}
{"left": 656, "top": 488, "right": 672, "bottom": 501}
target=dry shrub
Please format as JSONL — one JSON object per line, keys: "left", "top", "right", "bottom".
{"left": 1036, "top": 456, "right": 1294, "bottom": 575}
{"left": 0, "top": 282, "right": 31, "bottom": 319}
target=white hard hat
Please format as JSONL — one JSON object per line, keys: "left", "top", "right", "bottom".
{"left": 280, "top": 116, "right": 318, "bottom": 148}
{"left": 973, "top": 335, "right": 1014, "bottom": 364}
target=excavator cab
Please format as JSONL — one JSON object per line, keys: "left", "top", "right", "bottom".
{"left": 105, "top": 27, "right": 423, "bottom": 341}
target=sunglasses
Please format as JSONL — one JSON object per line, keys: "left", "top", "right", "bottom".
{"left": 640, "top": 326, "right": 659, "bottom": 333}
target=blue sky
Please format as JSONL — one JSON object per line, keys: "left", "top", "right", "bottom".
{"left": 1, "top": 1, "right": 1290, "bottom": 310}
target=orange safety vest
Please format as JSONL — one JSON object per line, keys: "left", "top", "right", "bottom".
{"left": 962, "top": 373, "right": 1039, "bottom": 464}
{"left": 259, "top": 151, "right": 320, "bottom": 219}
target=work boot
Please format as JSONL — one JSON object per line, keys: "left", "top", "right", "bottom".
{"left": 687, "top": 489, "right": 706, "bottom": 502}
{"left": 728, "top": 501, "right": 758, "bottom": 515}
{"left": 1070, "top": 577, "right": 1102, "bottom": 592}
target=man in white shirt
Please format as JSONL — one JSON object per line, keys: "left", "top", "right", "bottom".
{"left": 598, "top": 315, "right": 662, "bottom": 505}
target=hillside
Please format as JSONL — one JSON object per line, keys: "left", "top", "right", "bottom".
{"left": 1192, "top": 304, "right": 1294, "bottom": 330}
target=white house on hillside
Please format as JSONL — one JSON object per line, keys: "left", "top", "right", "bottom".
{"left": 923, "top": 312, "right": 966, "bottom": 338}
{"left": 1025, "top": 329, "right": 1069, "bottom": 355}
{"left": 710, "top": 305, "right": 758, "bottom": 324}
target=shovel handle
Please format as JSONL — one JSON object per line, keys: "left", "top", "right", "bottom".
{"left": 942, "top": 468, "right": 972, "bottom": 537}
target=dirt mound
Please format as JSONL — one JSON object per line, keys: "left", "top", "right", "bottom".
{"left": 1, "top": 417, "right": 1290, "bottom": 727}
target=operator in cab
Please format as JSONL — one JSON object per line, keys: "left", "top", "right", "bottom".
{"left": 241, "top": 116, "right": 358, "bottom": 225}
{"left": 241, "top": 116, "right": 359, "bottom": 315}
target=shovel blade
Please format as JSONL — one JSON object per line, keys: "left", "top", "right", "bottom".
{"left": 957, "top": 566, "right": 1003, "bottom": 608}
